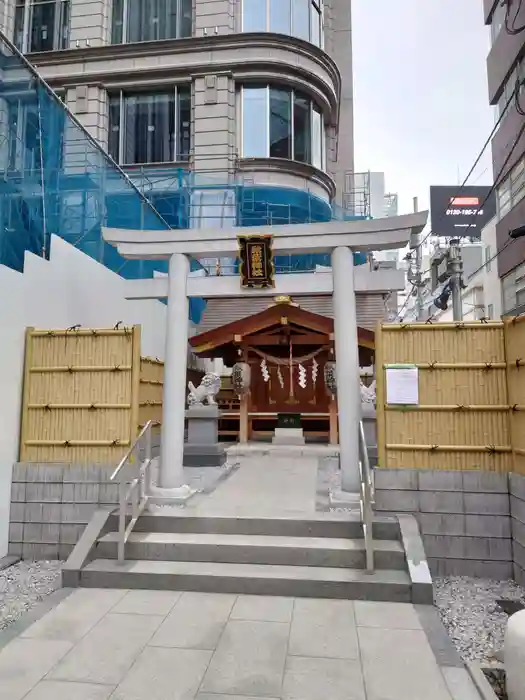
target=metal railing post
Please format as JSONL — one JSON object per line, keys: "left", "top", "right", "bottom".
{"left": 144, "top": 423, "right": 152, "bottom": 497}
{"left": 110, "top": 420, "right": 154, "bottom": 566}
{"left": 359, "top": 419, "right": 374, "bottom": 573}
{"left": 118, "top": 475, "right": 126, "bottom": 563}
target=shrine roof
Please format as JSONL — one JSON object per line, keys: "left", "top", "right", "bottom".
{"left": 189, "top": 300, "right": 375, "bottom": 356}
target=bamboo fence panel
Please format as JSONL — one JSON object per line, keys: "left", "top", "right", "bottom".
{"left": 139, "top": 357, "right": 164, "bottom": 434}
{"left": 376, "top": 322, "right": 512, "bottom": 472}
{"left": 504, "top": 316, "right": 525, "bottom": 475}
{"left": 19, "top": 326, "right": 141, "bottom": 464}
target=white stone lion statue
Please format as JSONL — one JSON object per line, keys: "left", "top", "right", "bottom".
{"left": 187, "top": 372, "right": 221, "bottom": 406}
{"left": 360, "top": 379, "right": 376, "bottom": 404}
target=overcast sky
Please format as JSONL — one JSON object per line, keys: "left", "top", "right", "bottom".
{"left": 352, "top": 0, "right": 494, "bottom": 214}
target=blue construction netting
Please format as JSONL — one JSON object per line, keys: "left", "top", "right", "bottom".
{"left": 0, "top": 31, "right": 368, "bottom": 328}
{"left": 0, "top": 34, "right": 206, "bottom": 322}
{"left": 123, "top": 168, "right": 370, "bottom": 271}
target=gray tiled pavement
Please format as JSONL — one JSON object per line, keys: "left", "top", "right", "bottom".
{"left": 0, "top": 588, "right": 481, "bottom": 700}
{"left": 190, "top": 455, "right": 319, "bottom": 516}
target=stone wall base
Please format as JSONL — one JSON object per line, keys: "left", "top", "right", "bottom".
{"left": 375, "top": 468, "right": 525, "bottom": 582}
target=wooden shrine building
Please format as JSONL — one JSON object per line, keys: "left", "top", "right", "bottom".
{"left": 189, "top": 296, "right": 375, "bottom": 443}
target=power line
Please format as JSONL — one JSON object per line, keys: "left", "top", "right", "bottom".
{"left": 411, "top": 83, "right": 523, "bottom": 254}
{"left": 505, "top": 0, "right": 525, "bottom": 35}
{"left": 460, "top": 118, "right": 525, "bottom": 280}
{"left": 395, "top": 283, "right": 417, "bottom": 320}
{"left": 468, "top": 237, "right": 517, "bottom": 281}
{"left": 398, "top": 117, "right": 525, "bottom": 321}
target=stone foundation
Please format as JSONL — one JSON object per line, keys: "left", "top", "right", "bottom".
{"left": 510, "top": 473, "right": 525, "bottom": 587}
{"left": 8, "top": 464, "right": 119, "bottom": 560}
{"left": 375, "top": 468, "right": 525, "bottom": 582}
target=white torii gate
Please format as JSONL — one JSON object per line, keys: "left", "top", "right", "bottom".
{"left": 103, "top": 211, "right": 428, "bottom": 501}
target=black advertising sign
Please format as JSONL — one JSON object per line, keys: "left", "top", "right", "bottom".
{"left": 429, "top": 186, "right": 496, "bottom": 238}
{"left": 238, "top": 235, "right": 275, "bottom": 289}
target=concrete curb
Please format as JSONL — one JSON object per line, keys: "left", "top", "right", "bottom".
{"left": 398, "top": 514, "right": 434, "bottom": 604}
{"left": 465, "top": 662, "right": 500, "bottom": 700}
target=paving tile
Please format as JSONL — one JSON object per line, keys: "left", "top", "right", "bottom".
{"left": 0, "top": 638, "right": 72, "bottom": 700}
{"left": 112, "top": 590, "right": 181, "bottom": 617}
{"left": 200, "top": 620, "right": 289, "bottom": 697}
{"left": 111, "top": 647, "right": 212, "bottom": 700}
{"left": 23, "top": 680, "right": 114, "bottom": 700}
{"left": 282, "top": 656, "right": 365, "bottom": 700}
{"left": 358, "top": 627, "right": 437, "bottom": 664}
{"left": 354, "top": 602, "right": 422, "bottom": 630}
{"left": 47, "top": 613, "right": 163, "bottom": 685}
{"left": 361, "top": 655, "right": 452, "bottom": 700}
{"left": 288, "top": 598, "right": 358, "bottom": 659}
{"left": 21, "top": 589, "right": 127, "bottom": 643}
{"left": 150, "top": 592, "right": 235, "bottom": 650}
{"left": 230, "top": 596, "right": 294, "bottom": 623}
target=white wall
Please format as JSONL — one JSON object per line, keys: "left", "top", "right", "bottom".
{"left": 0, "top": 235, "right": 168, "bottom": 557}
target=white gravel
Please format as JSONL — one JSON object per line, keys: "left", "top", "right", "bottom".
{"left": 434, "top": 576, "right": 525, "bottom": 665}
{"left": 0, "top": 561, "right": 63, "bottom": 631}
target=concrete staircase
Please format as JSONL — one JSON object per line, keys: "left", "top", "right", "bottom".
{"left": 63, "top": 511, "right": 432, "bottom": 603}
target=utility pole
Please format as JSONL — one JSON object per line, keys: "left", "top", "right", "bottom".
{"left": 410, "top": 196, "right": 425, "bottom": 320}
{"left": 449, "top": 239, "right": 463, "bottom": 321}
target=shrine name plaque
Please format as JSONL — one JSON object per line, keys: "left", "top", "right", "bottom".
{"left": 238, "top": 234, "right": 275, "bottom": 289}
{"left": 277, "top": 413, "right": 302, "bottom": 430}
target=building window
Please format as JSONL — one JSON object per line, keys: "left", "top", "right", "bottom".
{"left": 240, "top": 84, "right": 325, "bottom": 169}
{"left": 7, "top": 100, "right": 41, "bottom": 174}
{"left": 108, "top": 86, "right": 191, "bottom": 165}
{"left": 485, "top": 245, "right": 492, "bottom": 272}
{"left": 487, "top": 304, "right": 494, "bottom": 319}
{"left": 497, "top": 155, "right": 525, "bottom": 220}
{"left": 111, "top": 0, "right": 192, "bottom": 44}
{"left": 6, "top": 95, "right": 65, "bottom": 173}
{"left": 242, "top": 0, "right": 323, "bottom": 48}
{"left": 14, "top": 0, "right": 70, "bottom": 53}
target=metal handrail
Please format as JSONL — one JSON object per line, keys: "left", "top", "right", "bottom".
{"left": 110, "top": 420, "right": 154, "bottom": 562}
{"left": 358, "top": 419, "right": 375, "bottom": 573}
{"left": 110, "top": 420, "right": 153, "bottom": 482}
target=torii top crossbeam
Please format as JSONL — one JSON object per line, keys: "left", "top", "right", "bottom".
{"left": 102, "top": 211, "right": 428, "bottom": 260}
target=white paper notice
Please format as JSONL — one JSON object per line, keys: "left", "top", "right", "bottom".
{"left": 385, "top": 365, "right": 419, "bottom": 405}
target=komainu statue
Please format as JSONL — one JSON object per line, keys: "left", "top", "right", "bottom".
{"left": 187, "top": 372, "right": 221, "bottom": 406}
{"left": 360, "top": 379, "right": 376, "bottom": 404}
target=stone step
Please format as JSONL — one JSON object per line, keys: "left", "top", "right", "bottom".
{"left": 129, "top": 512, "right": 400, "bottom": 540}
{"left": 96, "top": 532, "right": 406, "bottom": 570}
{"left": 80, "top": 558, "right": 411, "bottom": 601}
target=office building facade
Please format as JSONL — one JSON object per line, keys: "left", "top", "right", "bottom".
{"left": 485, "top": 0, "right": 525, "bottom": 314}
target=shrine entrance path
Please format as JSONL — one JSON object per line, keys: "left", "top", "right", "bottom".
{"left": 189, "top": 453, "right": 319, "bottom": 517}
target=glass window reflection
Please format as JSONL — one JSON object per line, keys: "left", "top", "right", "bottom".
{"left": 270, "top": 88, "right": 292, "bottom": 158}
{"left": 311, "top": 107, "right": 323, "bottom": 169}
{"left": 243, "top": 0, "right": 266, "bottom": 31}
{"left": 242, "top": 87, "right": 268, "bottom": 158}
{"left": 292, "top": 0, "right": 310, "bottom": 41}
{"left": 293, "top": 93, "right": 310, "bottom": 163}
{"left": 241, "top": 85, "right": 325, "bottom": 170}
{"left": 242, "top": 0, "right": 323, "bottom": 47}
{"left": 108, "top": 87, "right": 190, "bottom": 165}
{"left": 270, "top": 0, "right": 291, "bottom": 34}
